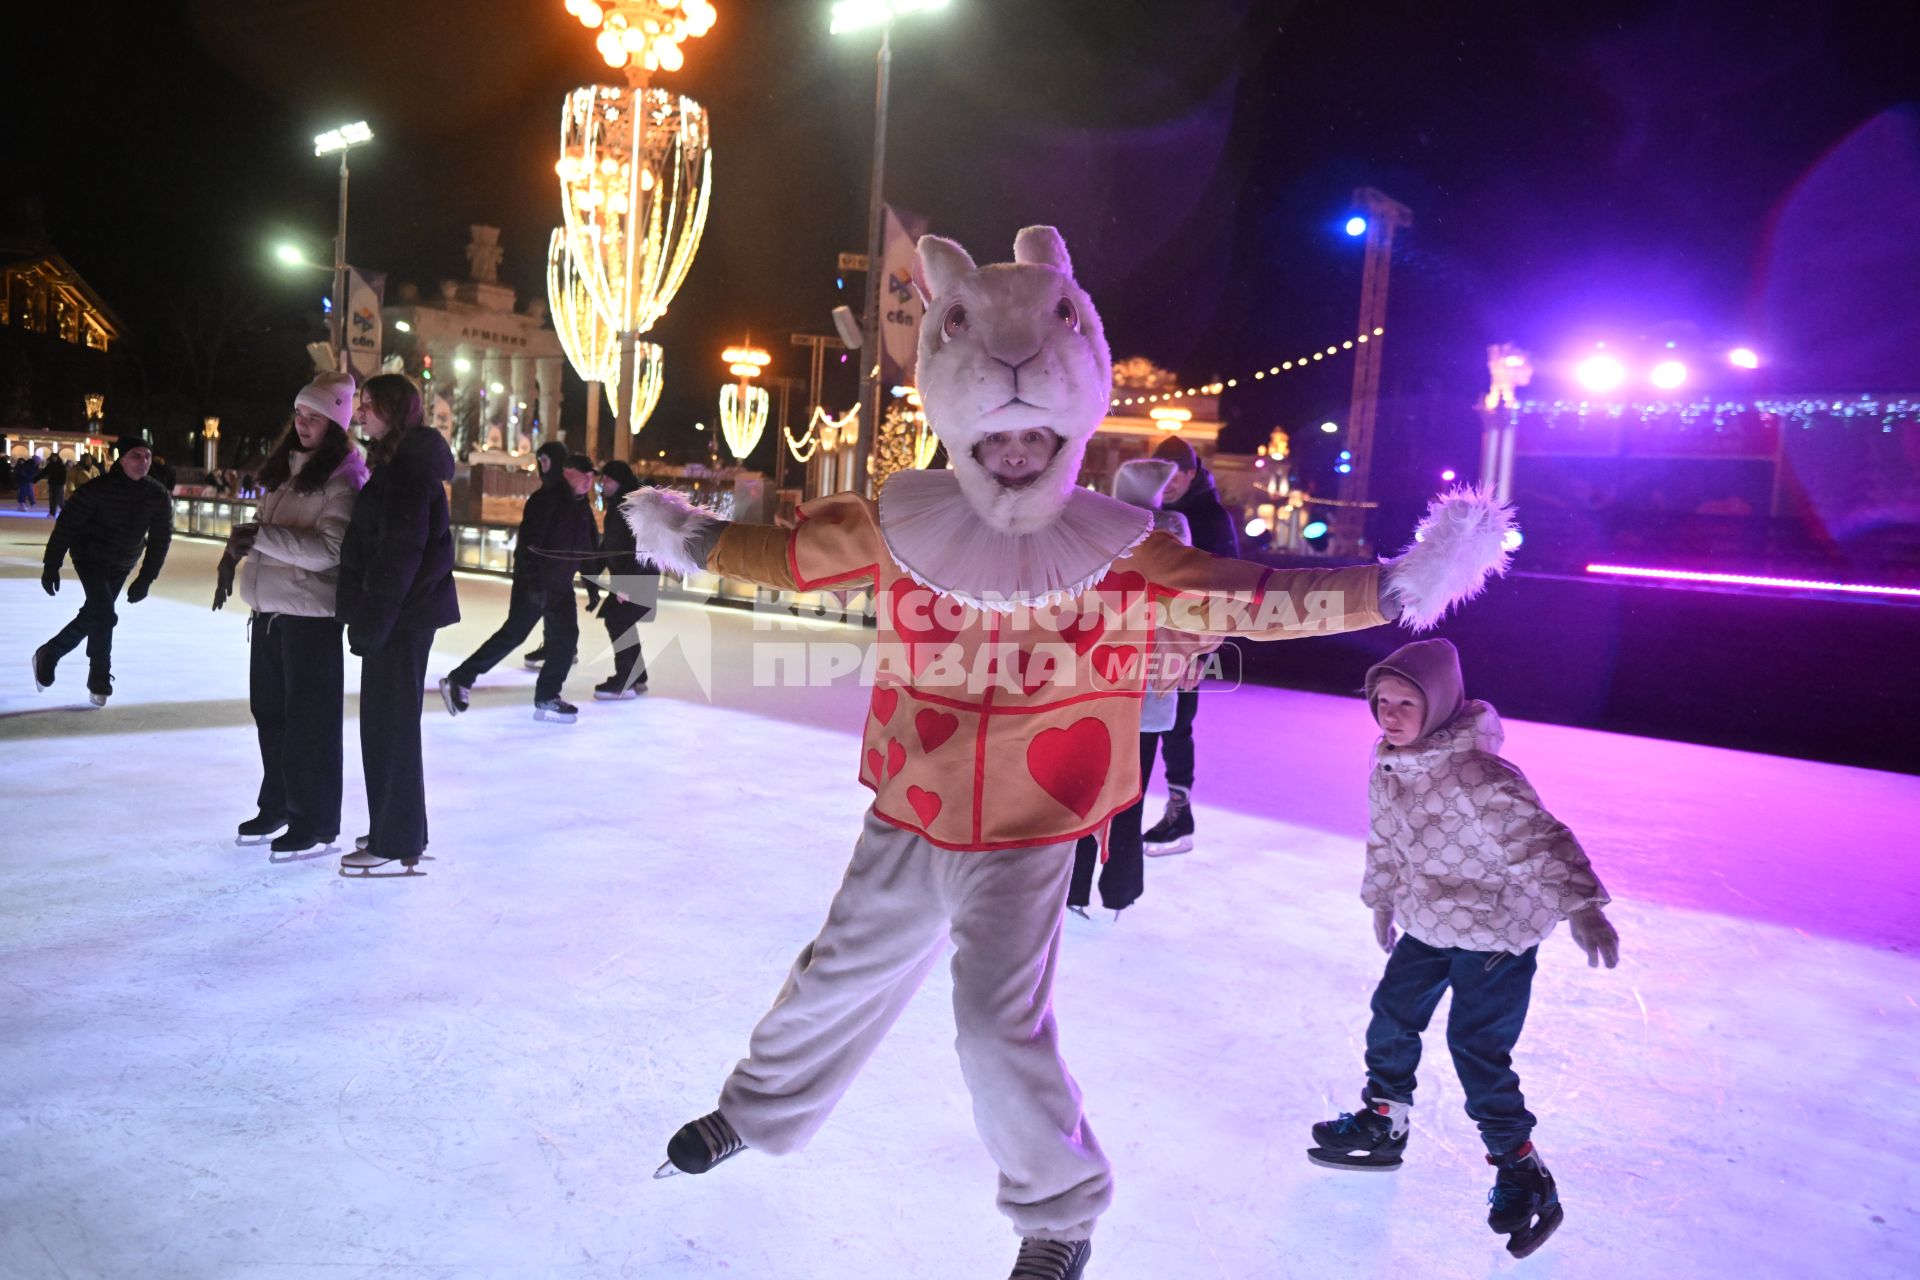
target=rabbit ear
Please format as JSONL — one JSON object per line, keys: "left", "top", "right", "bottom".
{"left": 1013, "top": 225, "right": 1072, "bottom": 275}
{"left": 915, "top": 235, "right": 976, "bottom": 302}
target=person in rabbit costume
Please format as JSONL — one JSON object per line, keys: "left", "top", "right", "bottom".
{"left": 626, "top": 226, "right": 1513, "bottom": 1280}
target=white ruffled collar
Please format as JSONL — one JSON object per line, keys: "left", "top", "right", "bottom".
{"left": 876, "top": 469, "right": 1153, "bottom": 612}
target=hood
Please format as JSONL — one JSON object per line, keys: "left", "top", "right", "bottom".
{"left": 333, "top": 446, "right": 370, "bottom": 488}
{"left": 1112, "top": 458, "right": 1177, "bottom": 510}
{"left": 600, "top": 460, "right": 642, "bottom": 498}
{"left": 394, "top": 424, "right": 456, "bottom": 484}
{"left": 1366, "top": 637, "right": 1468, "bottom": 743}
{"left": 913, "top": 226, "right": 1111, "bottom": 536}
{"left": 1165, "top": 463, "right": 1222, "bottom": 512}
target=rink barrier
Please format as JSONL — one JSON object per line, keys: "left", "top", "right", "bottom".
{"left": 170, "top": 496, "right": 876, "bottom": 625}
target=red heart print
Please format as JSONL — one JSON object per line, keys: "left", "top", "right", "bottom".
{"left": 866, "top": 747, "right": 884, "bottom": 781}
{"left": 1059, "top": 612, "right": 1106, "bottom": 657}
{"left": 1006, "top": 647, "right": 1056, "bottom": 696}
{"left": 1092, "top": 644, "right": 1140, "bottom": 684}
{"left": 872, "top": 686, "right": 900, "bottom": 726}
{"left": 888, "top": 581, "right": 961, "bottom": 676}
{"left": 1026, "top": 717, "right": 1111, "bottom": 819}
{"left": 886, "top": 738, "right": 906, "bottom": 778}
{"left": 906, "top": 786, "right": 943, "bottom": 826}
{"left": 916, "top": 708, "right": 959, "bottom": 753}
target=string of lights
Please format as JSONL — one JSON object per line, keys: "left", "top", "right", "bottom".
{"left": 1494, "top": 396, "right": 1920, "bottom": 431}
{"left": 1109, "top": 326, "right": 1386, "bottom": 407}
{"left": 784, "top": 405, "right": 859, "bottom": 464}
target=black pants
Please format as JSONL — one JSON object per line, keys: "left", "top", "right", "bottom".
{"left": 360, "top": 626, "right": 435, "bottom": 862}
{"left": 44, "top": 562, "right": 128, "bottom": 677}
{"left": 600, "top": 597, "right": 649, "bottom": 687}
{"left": 1159, "top": 689, "right": 1200, "bottom": 790}
{"left": 1068, "top": 732, "right": 1158, "bottom": 911}
{"left": 451, "top": 578, "right": 577, "bottom": 702}
{"left": 47, "top": 481, "right": 65, "bottom": 517}
{"left": 1364, "top": 933, "right": 1540, "bottom": 1155}
{"left": 249, "top": 613, "right": 345, "bottom": 837}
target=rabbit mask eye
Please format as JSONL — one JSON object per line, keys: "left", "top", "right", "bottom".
{"left": 1054, "top": 296, "right": 1080, "bottom": 332}
{"left": 941, "top": 303, "right": 969, "bottom": 342}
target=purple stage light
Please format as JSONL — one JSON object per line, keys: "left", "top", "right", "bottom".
{"left": 1441, "top": 468, "right": 1456, "bottom": 482}
{"left": 1729, "top": 347, "right": 1760, "bottom": 369}
{"left": 1575, "top": 353, "right": 1626, "bottom": 392}
{"left": 1586, "top": 563, "right": 1920, "bottom": 600}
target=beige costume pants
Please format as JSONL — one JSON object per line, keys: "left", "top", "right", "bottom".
{"left": 718, "top": 808, "right": 1112, "bottom": 1241}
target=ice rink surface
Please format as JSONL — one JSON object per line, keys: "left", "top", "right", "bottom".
{"left": 3, "top": 516, "right": 1917, "bottom": 1279}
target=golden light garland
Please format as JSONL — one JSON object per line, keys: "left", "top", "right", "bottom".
{"left": 785, "top": 405, "right": 860, "bottom": 464}
{"left": 547, "top": 2, "right": 715, "bottom": 438}
{"left": 1109, "top": 325, "right": 1386, "bottom": 407}
{"left": 718, "top": 343, "right": 771, "bottom": 459}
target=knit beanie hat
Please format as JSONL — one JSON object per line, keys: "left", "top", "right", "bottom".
{"left": 599, "top": 460, "right": 639, "bottom": 491}
{"left": 1365, "top": 638, "right": 1467, "bottom": 743}
{"left": 535, "top": 441, "right": 568, "bottom": 475}
{"left": 294, "top": 371, "right": 356, "bottom": 429}
{"left": 116, "top": 433, "right": 155, "bottom": 455}
{"left": 564, "top": 453, "right": 596, "bottom": 474}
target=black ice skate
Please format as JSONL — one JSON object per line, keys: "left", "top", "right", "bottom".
{"left": 1142, "top": 785, "right": 1193, "bottom": 856}
{"left": 353, "top": 834, "right": 431, "bottom": 853}
{"left": 439, "top": 677, "right": 470, "bottom": 716}
{"left": 1307, "top": 1096, "right": 1410, "bottom": 1170}
{"left": 338, "top": 850, "right": 432, "bottom": 878}
{"left": 533, "top": 697, "right": 578, "bottom": 723}
{"left": 522, "top": 646, "right": 546, "bottom": 670}
{"left": 235, "top": 813, "right": 288, "bottom": 846}
{"left": 31, "top": 645, "right": 56, "bottom": 692}
{"left": 1009, "top": 1237, "right": 1091, "bottom": 1280}
{"left": 593, "top": 676, "right": 647, "bottom": 700}
{"left": 86, "top": 672, "right": 112, "bottom": 707}
{"left": 1486, "top": 1141, "right": 1563, "bottom": 1258}
{"left": 268, "top": 828, "right": 336, "bottom": 860}
{"left": 654, "top": 1109, "right": 746, "bottom": 1179}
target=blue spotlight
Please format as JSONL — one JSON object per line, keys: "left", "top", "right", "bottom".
{"left": 1302, "top": 520, "right": 1330, "bottom": 540}
{"left": 1344, "top": 216, "right": 1367, "bottom": 237}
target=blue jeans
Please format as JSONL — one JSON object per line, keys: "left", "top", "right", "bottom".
{"left": 1363, "top": 933, "right": 1538, "bottom": 1155}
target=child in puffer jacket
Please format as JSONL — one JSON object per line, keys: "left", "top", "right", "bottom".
{"left": 1306, "top": 638, "right": 1620, "bottom": 1259}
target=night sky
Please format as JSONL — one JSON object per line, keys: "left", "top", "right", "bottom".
{"left": 10, "top": 0, "right": 1919, "bottom": 487}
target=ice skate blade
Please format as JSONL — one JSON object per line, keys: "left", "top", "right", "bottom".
{"left": 1505, "top": 1203, "right": 1563, "bottom": 1258}
{"left": 1144, "top": 837, "right": 1193, "bottom": 857}
{"left": 533, "top": 708, "right": 577, "bottom": 723}
{"left": 339, "top": 854, "right": 435, "bottom": 878}
{"left": 652, "top": 1159, "right": 683, "bottom": 1180}
{"left": 593, "top": 688, "right": 643, "bottom": 700}
{"left": 1306, "top": 1148, "right": 1403, "bottom": 1171}
{"left": 88, "top": 694, "right": 108, "bottom": 707}
{"left": 234, "top": 834, "right": 282, "bottom": 847}
{"left": 269, "top": 845, "right": 338, "bottom": 864}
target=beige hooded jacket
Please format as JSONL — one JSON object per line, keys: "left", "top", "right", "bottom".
{"left": 1361, "top": 640, "right": 1609, "bottom": 954}
{"left": 238, "top": 448, "right": 369, "bottom": 618}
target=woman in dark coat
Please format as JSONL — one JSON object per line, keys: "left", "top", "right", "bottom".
{"left": 590, "top": 460, "right": 656, "bottom": 699}
{"left": 335, "top": 374, "right": 459, "bottom": 876}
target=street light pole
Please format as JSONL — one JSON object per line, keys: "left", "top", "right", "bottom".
{"left": 313, "top": 121, "right": 373, "bottom": 370}
{"left": 1332, "top": 186, "right": 1412, "bottom": 559}
{"left": 853, "top": 23, "right": 891, "bottom": 497}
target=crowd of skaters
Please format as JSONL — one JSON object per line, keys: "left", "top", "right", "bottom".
{"left": 30, "top": 369, "right": 657, "bottom": 877}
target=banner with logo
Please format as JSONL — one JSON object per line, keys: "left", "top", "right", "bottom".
{"left": 345, "top": 267, "right": 386, "bottom": 383}
{"left": 880, "top": 205, "right": 928, "bottom": 388}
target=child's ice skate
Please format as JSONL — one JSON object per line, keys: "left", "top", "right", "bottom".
{"left": 1008, "top": 1237, "right": 1090, "bottom": 1280}
{"left": 1486, "top": 1141, "right": 1563, "bottom": 1258}
{"left": 1307, "top": 1095, "right": 1409, "bottom": 1170}
{"left": 654, "top": 1109, "right": 745, "bottom": 1179}
{"left": 1142, "top": 785, "right": 1193, "bottom": 856}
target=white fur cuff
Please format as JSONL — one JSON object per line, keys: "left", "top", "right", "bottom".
{"left": 620, "top": 487, "right": 724, "bottom": 578}
{"left": 1381, "top": 486, "right": 1517, "bottom": 631}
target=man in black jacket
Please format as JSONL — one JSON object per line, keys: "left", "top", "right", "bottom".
{"left": 33, "top": 435, "right": 173, "bottom": 706}
{"left": 43, "top": 452, "right": 68, "bottom": 518}
{"left": 440, "top": 450, "right": 599, "bottom": 723}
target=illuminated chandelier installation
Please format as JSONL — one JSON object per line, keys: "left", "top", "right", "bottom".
{"left": 718, "top": 343, "right": 771, "bottom": 459}
{"left": 548, "top": 1, "right": 717, "bottom": 440}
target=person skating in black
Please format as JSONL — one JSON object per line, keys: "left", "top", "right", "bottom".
{"left": 335, "top": 374, "right": 459, "bottom": 877}
{"left": 440, "top": 450, "right": 598, "bottom": 723}
{"left": 587, "top": 460, "right": 656, "bottom": 699}
{"left": 33, "top": 435, "right": 173, "bottom": 706}
{"left": 43, "top": 452, "right": 68, "bottom": 519}
{"left": 1141, "top": 436, "right": 1242, "bottom": 856}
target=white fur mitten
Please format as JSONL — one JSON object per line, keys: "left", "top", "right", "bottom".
{"left": 1380, "top": 485, "right": 1517, "bottom": 631}
{"left": 619, "top": 487, "right": 726, "bottom": 578}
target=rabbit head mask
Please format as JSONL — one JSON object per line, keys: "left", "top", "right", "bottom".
{"left": 912, "top": 226, "right": 1112, "bottom": 535}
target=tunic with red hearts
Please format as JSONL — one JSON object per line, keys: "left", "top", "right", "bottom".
{"left": 709, "top": 492, "right": 1389, "bottom": 851}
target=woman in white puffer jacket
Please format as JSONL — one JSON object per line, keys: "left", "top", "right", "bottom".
{"left": 216, "top": 371, "right": 369, "bottom": 856}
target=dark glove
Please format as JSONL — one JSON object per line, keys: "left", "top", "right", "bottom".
{"left": 42, "top": 565, "right": 59, "bottom": 596}
{"left": 212, "top": 551, "right": 237, "bottom": 612}
{"left": 127, "top": 578, "right": 151, "bottom": 604}
{"left": 583, "top": 576, "right": 602, "bottom": 611}
{"left": 227, "top": 523, "right": 259, "bottom": 557}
